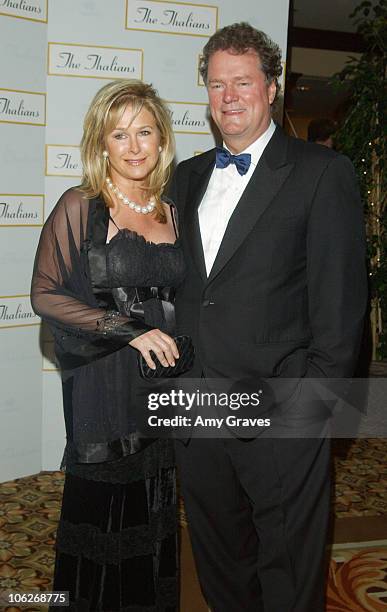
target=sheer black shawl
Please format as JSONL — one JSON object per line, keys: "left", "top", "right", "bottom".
{"left": 31, "top": 189, "right": 154, "bottom": 463}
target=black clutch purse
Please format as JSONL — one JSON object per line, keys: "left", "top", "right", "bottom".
{"left": 138, "top": 335, "right": 195, "bottom": 379}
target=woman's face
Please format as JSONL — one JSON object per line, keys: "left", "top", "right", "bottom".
{"left": 105, "top": 104, "right": 161, "bottom": 186}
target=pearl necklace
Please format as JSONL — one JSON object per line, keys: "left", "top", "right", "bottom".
{"left": 106, "top": 177, "right": 156, "bottom": 214}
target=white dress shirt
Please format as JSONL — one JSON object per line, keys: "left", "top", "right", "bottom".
{"left": 198, "top": 120, "right": 276, "bottom": 275}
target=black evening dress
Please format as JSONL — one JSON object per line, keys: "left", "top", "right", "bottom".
{"left": 31, "top": 188, "right": 186, "bottom": 611}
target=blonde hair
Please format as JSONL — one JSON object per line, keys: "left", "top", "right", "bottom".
{"left": 79, "top": 79, "right": 175, "bottom": 222}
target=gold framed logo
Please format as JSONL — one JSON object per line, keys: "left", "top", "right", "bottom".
{"left": 0, "top": 295, "right": 40, "bottom": 329}
{"left": 0, "top": 194, "right": 44, "bottom": 227}
{"left": 45, "top": 145, "right": 82, "bottom": 177}
{"left": 125, "top": 0, "right": 218, "bottom": 37}
{"left": 48, "top": 42, "right": 143, "bottom": 80}
{"left": 0, "top": 0, "right": 48, "bottom": 23}
{"left": 0, "top": 88, "right": 46, "bottom": 126}
{"left": 167, "top": 100, "right": 210, "bottom": 134}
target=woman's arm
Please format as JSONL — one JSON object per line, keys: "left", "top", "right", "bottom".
{"left": 31, "top": 189, "right": 178, "bottom": 370}
{"left": 31, "top": 189, "right": 151, "bottom": 368}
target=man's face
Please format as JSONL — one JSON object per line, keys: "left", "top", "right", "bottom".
{"left": 207, "top": 49, "right": 276, "bottom": 153}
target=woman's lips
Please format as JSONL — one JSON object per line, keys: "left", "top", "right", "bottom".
{"left": 125, "top": 158, "right": 146, "bottom": 166}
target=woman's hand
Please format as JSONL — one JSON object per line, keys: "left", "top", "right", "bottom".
{"left": 129, "top": 329, "right": 179, "bottom": 370}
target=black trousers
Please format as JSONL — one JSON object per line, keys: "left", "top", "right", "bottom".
{"left": 176, "top": 435, "right": 331, "bottom": 612}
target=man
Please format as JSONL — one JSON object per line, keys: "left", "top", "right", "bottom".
{"left": 307, "top": 117, "right": 337, "bottom": 148}
{"left": 169, "top": 22, "right": 367, "bottom": 611}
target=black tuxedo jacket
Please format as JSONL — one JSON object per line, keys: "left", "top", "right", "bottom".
{"left": 169, "top": 126, "right": 367, "bottom": 383}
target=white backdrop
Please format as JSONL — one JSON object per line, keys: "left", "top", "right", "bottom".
{"left": 0, "top": 0, "right": 289, "bottom": 481}
{"left": 0, "top": 0, "right": 47, "bottom": 482}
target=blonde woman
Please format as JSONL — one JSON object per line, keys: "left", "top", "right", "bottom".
{"left": 31, "top": 80, "right": 184, "bottom": 610}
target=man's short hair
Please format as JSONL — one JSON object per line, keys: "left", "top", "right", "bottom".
{"left": 199, "top": 22, "right": 282, "bottom": 101}
{"left": 307, "top": 118, "right": 337, "bottom": 143}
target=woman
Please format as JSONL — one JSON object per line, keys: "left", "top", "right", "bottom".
{"left": 31, "top": 79, "right": 185, "bottom": 611}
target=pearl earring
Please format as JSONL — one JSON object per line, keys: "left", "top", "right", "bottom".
{"left": 158, "top": 146, "right": 162, "bottom": 153}
{"left": 102, "top": 150, "right": 109, "bottom": 159}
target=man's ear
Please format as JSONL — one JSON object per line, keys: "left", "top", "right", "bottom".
{"left": 268, "top": 80, "right": 277, "bottom": 105}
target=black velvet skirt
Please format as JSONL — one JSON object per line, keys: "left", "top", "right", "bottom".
{"left": 51, "top": 440, "right": 178, "bottom": 611}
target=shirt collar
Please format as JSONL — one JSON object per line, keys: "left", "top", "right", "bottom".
{"left": 223, "top": 120, "right": 276, "bottom": 168}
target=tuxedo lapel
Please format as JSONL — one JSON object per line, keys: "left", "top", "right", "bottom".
{"left": 184, "top": 151, "right": 215, "bottom": 281}
{"left": 207, "top": 127, "right": 294, "bottom": 285}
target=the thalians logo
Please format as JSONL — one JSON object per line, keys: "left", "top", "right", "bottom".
{"left": 0, "top": 0, "right": 47, "bottom": 22}
{"left": 0, "top": 89, "right": 45, "bottom": 126}
{"left": 0, "top": 296, "right": 40, "bottom": 329}
{"left": 45, "top": 146, "right": 82, "bottom": 177}
{"left": 126, "top": 0, "right": 218, "bottom": 37}
{"left": 167, "top": 102, "right": 210, "bottom": 134}
{"left": 48, "top": 43, "right": 143, "bottom": 80}
{"left": 0, "top": 195, "right": 43, "bottom": 226}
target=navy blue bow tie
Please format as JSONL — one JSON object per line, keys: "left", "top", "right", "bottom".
{"left": 215, "top": 147, "right": 251, "bottom": 176}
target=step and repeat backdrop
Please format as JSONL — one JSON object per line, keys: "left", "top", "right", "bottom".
{"left": 0, "top": 0, "right": 289, "bottom": 480}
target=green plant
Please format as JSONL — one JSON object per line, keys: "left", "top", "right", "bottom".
{"left": 334, "top": 0, "right": 386, "bottom": 359}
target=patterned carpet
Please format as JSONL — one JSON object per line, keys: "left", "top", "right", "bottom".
{"left": 327, "top": 542, "right": 387, "bottom": 611}
{"left": 0, "top": 439, "right": 386, "bottom": 611}
{"left": 333, "top": 438, "right": 387, "bottom": 518}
